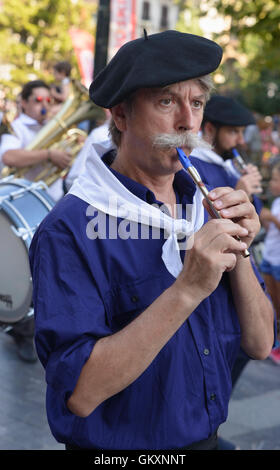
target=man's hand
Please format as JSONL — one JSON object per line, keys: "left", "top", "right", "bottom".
{"left": 260, "top": 207, "right": 280, "bottom": 231}
{"left": 175, "top": 187, "right": 260, "bottom": 302}
{"left": 49, "top": 149, "right": 72, "bottom": 169}
{"left": 176, "top": 218, "right": 248, "bottom": 301}
{"left": 235, "top": 164, "right": 262, "bottom": 195}
{"left": 207, "top": 187, "right": 260, "bottom": 246}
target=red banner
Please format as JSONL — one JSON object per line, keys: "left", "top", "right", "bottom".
{"left": 70, "top": 1, "right": 137, "bottom": 84}
{"left": 108, "top": 0, "right": 137, "bottom": 60}
{"left": 69, "top": 27, "right": 94, "bottom": 89}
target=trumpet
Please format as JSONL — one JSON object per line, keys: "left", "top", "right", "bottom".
{"left": 1, "top": 80, "right": 106, "bottom": 186}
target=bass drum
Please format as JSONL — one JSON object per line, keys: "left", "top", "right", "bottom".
{"left": 0, "top": 177, "right": 55, "bottom": 324}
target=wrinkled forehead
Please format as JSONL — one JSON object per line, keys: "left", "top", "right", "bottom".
{"left": 159, "top": 79, "right": 208, "bottom": 97}
{"left": 130, "top": 79, "right": 208, "bottom": 103}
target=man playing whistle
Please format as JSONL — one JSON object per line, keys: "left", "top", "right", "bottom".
{"left": 29, "top": 30, "right": 275, "bottom": 450}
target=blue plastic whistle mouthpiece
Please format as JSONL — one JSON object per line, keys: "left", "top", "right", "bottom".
{"left": 176, "top": 147, "right": 191, "bottom": 170}
{"left": 232, "top": 148, "right": 240, "bottom": 158}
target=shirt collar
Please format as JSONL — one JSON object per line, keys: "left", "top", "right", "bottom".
{"left": 19, "top": 112, "right": 44, "bottom": 127}
{"left": 102, "top": 150, "right": 197, "bottom": 205}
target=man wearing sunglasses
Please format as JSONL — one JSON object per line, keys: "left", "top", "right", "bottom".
{"left": 0, "top": 80, "right": 72, "bottom": 363}
{"left": 0, "top": 80, "right": 72, "bottom": 202}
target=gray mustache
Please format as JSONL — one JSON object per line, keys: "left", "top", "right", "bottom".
{"left": 152, "top": 132, "right": 212, "bottom": 152}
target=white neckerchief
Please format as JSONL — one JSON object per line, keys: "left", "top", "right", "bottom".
{"left": 69, "top": 140, "right": 205, "bottom": 278}
{"left": 191, "top": 147, "right": 240, "bottom": 178}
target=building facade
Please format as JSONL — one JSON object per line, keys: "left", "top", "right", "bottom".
{"left": 135, "top": 0, "right": 179, "bottom": 36}
{"left": 108, "top": 0, "right": 179, "bottom": 60}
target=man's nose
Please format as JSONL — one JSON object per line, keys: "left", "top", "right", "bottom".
{"left": 176, "top": 103, "right": 194, "bottom": 132}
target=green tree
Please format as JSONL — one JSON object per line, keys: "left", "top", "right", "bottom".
{"left": 176, "top": 0, "right": 280, "bottom": 115}
{"left": 0, "top": 0, "right": 97, "bottom": 99}
{"left": 175, "top": 0, "right": 204, "bottom": 36}
{"left": 209, "top": 0, "right": 280, "bottom": 72}
{"left": 212, "top": 0, "right": 280, "bottom": 115}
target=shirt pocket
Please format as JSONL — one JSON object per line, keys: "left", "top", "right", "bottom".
{"left": 104, "top": 276, "right": 171, "bottom": 332}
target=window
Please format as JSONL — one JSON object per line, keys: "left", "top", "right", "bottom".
{"left": 160, "top": 5, "right": 169, "bottom": 29}
{"left": 142, "top": 1, "right": 150, "bottom": 21}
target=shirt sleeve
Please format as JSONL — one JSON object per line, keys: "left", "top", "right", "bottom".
{"left": 250, "top": 258, "right": 278, "bottom": 349}
{"left": 29, "top": 227, "right": 112, "bottom": 400}
{"left": 252, "top": 195, "right": 263, "bottom": 215}
{"left": 271, "top": 197, "right": 280, "bottom": 218}
{"left": 0, "top": 133, "right": 22, "bottom": 160}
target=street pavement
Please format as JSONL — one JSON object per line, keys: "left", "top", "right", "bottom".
{"left": 219, "top": 354, "right": 280, "bottom": 450}
{"left": 0, "top": 328, "right": 279, "bottom": 451}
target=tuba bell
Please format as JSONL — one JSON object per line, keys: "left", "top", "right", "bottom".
{"left": 1, "top": 80, "right": 106, "bottom": 185}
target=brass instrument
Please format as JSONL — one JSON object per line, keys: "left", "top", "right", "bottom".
{"left": 0, "top": 113, "right": 14, "bottom": 137}
{"left": 1, "top": 80, "right": 106, "bottom": 185}
{"left": 0, "top": 110, "right": 18, "bottom": 139}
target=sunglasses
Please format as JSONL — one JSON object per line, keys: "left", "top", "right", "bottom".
{"left": 34, "top": 96, "right": 51, "bottom": 103}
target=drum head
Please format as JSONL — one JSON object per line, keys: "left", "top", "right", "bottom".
{"left": 0, "top": 210, "right": 32, "bottom": 323}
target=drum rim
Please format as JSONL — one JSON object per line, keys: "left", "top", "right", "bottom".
{"left": 0, "top": 177, "right": 54, "bottom": 324}
{"left": 0, "top": 178, "right": 55, "bottom": 248}
{"left": 0, "top": 209, "right": 33, "bottom": 323}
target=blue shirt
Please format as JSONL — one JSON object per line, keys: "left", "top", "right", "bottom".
{"left": 189, "top": 156, "right": 263, "bottom": 215}
{"left": 29, "top": 159, "right": 265, "bottom": 450}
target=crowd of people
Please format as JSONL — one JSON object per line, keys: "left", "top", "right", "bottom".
{"left": 0, "top": 61, "right": 107, "bottom": 362}
{"left": 0, "top": 31, "right": 279, "bottom": 451}
{"left": 0, "top": 62, "right": 75, "bottom": 362}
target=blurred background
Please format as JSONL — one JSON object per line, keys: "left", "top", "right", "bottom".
{"left": 1, "top": 0, "right": 280, "bottom": 171}
{"left": 0, "top": 0, "right": 279, "bottom": 115}
{"left": 0, "top": 0, "right": 280, "bottom": 451}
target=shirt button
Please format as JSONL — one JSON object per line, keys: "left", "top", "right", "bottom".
{"left": 203, "top": 348, "right": 210, "bottom": 356}
{"left": 131, "top": 295, "right": 139, "bottom": 303}
{"left": 210, "top": 393, "right": 216, "bottom": 401}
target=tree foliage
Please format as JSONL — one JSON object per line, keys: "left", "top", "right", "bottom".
{"left": 176, "top": 0, "right": 280, "bottom": 115}
{"left": 208, "top": 0, "right": 280, "bottom": 72}
{"left": 0, "top": 0, "right": 97, "bottom": 98}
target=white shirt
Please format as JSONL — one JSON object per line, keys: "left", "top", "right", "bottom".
{"left": 0, "top": 113, "right": 42, "bottom": 173}
{"left": 262, "top": 197, "right": 280, "bottom": 266}
{"left": 65, "top": 121, "right": 112, "bottom": 191}
{"left": 0, "top": 113, "right": 63, "bottom": 201}
{"left": 61, "top": 77, "right": 70, "bottom": 86}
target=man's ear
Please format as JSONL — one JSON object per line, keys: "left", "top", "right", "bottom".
{"left": 21, "top": 99, "right": 27, "bottom": 113}
{"left": 204, "top": 121, "right": 217, "bottom": 141}
{"left": 110, "top": 103, "right": 127, "bottom": 132}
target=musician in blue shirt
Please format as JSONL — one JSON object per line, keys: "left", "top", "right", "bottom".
{"left": 190, "top": 95, "right": 263, "bottom": 215}
{"left": 190, "top": 95, "right": 268, "bottom": 450}
{"left": 29, "top": 31, "right": 274, "bottom": 450}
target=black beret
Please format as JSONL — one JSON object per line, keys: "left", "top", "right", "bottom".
{"left": 203, "top": 95, "right": 255, "bottom": 126}
{"left": 89, "top": 30, "right": 223, "bottom": 108}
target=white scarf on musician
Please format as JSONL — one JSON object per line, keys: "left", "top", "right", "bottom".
{"left": 191, "top": 147, "right": 240, "bottom": 178}
{"left": 69, "top": 138, "right": 205, "bottom": 278}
